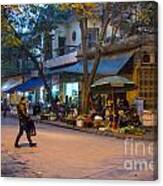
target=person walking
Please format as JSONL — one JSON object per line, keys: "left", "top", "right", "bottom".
{"left": 2, "top": 98, "right": 8, "bottom": 118}
{"left": 14, "top": 97, "right": 36, "bottom": 148}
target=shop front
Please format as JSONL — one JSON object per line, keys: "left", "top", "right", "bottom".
{"left": 50, "top": 74, "right": 80, "bottom": 106}
{"left": 63, "top": 82, "right": 79, "bottom": 106}
{"left": 1, "top": 76, "right": 23, "bottom": 105}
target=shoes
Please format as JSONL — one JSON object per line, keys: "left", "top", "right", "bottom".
{"left": 29, "top": 143, "right": 37, "bottom": 147}
{"left": 15, "top": 144, "right": 21, "bottom": 148}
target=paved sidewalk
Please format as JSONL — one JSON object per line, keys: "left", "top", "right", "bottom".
{"left": 6, "top": 114, "right": 157, "bottom": 141}
{"left": 40, "top": 119, "right": 157, "bottom": 141}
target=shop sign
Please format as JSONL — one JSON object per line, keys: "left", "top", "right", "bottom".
{"left": 31, "top": 70, "right": 39, "bottom": 77}
{"left": 143, "top": 111, "right": 156, "bottom": 126}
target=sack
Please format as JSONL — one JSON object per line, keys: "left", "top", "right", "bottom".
{"left": 27, "top": 119, "right": 37, "bottom": 136}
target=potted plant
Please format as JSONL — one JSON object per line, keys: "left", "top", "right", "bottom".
{"left": 76, "top": 115, "right": 86, "bottom": 127}
{"left": 49, "top": 112, "right": 57, "bottom": 121}
{"left": 84, "top": 115, "right": 93, "bottom": 128}
{"left": 94, "top": 115, "right": 103, "bottom": 128}
{"left": 65, "top": 114, "right": 76, "bottom": 126}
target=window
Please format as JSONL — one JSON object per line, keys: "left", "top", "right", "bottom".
{"left": 142, "top": 52, "right": 150, "bottom": 64}
{"left": 52, "top": 85, "right": 59, "bottom": 97}
{"left": 139, "top": 67, "right": 157, "bottom": 109}
{"left": 58, "top": 37, "right": 66, "bottom": 56}
{"left": 72, "top": 31, "right": 76, "bottom": 41}
{"left": 87, "top": 28, "right": 99, "bottom": 48}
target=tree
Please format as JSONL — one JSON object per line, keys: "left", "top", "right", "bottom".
{"left": 60, "top": 2, "right": 157, "bottom": 114}
{"left": 1, "top": 4, "right": 70, "bottom": 102}
{"left": 1, "top": 2, "right": 156, "bottom": 112}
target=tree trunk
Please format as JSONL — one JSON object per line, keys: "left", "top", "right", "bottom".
{"left": 81, "top": 79, "right": 90, "bottom": 114}
{"left": 80, "top": 19, "right": 90, "bottom": 114}
{"left": 79, "top": 13, "right": 116, "bottom": 114}
{"left": 22, "top": 46, "right": 53, "bottom": 103}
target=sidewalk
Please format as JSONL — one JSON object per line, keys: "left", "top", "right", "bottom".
{"left": 6, "top": 114, "right": 157, "bottom": 141}
{"left": 40, "top": 119, "right": 157, "bottom": 141}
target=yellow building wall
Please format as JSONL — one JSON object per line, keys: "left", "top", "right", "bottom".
{"left": 126, "top": 62, "right": 140, "bottom": 104}
{"left": 127, "top": 90, "right": 138, "bottom": 104}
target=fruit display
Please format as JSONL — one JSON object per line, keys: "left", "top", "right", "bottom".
{"left": 119, "top": 125, "right": 145, "bottom": 136}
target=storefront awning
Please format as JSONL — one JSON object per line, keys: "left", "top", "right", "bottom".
{"left": 6, "top": 78, "right": 44, "bottom": 93}
{"left": 49, "top": 52, "right": 134, "bottom": 75}
{"left": 91, "top": 75, "right": 137, "bottom": 93}
{"left": 1, "top": 78, "right": 22, "bottom": 92}
{"left": 91, "top": 76, "right": 135, "bottom": 87}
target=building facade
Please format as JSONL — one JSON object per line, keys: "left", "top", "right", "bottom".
{"left": 2, "top": 16, "right": 157, "bottom": 112}
{"left": 44, "top": 18, "right": 117, "bottom": 106}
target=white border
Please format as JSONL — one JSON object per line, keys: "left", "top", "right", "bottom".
{"left": 0, "top": 0, "right": 162, "bottom": 186}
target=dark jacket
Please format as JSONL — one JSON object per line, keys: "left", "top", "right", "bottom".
{"left": 33, "top": 104, "right": 41, "bottom": 116}
{"left": 17, "top": 100, "right": 28, "bottom": 121}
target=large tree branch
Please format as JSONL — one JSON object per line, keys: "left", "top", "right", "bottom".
{"left": 110, "top": 20, "right": 121, "bottom": 43}
{"left": 100, "top": 15, "right": 111, "bottom": 42}
{"left": 80, "top": 18, "right": 89, "bottom": 81}
{"left": 88, "top": 14, "right": 112, "bottom": 86}
{"left": 88, "top": 13, "right": 123, "bottom": 86}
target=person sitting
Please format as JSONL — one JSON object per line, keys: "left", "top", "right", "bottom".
{"left": 132, "top": 112, "right": 142, "bottom": 127}
{"left": 90, "top": 107, "right": 97, "bottom": 120}
{"left": 118, "top": 110, "right": 129, "bottom": 128}
{"left": 123, "top": 98, "right": 129, "bottom": 109}
{"left": 105, "top": 106, "right": 114, "bottom": 127}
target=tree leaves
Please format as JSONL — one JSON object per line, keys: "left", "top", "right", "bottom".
{"left": 1, "top": 2, "right": 156, "bottom": 77}
{"left": 60, "top": 3, "right": 97, "bottom": 19}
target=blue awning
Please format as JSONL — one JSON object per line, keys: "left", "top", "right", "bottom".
{"left": 49, "top": 52, "right": 134, "bottom": 75}
{"left": 6, "top": 78, "right": 44, "bottom": 93}
{"left": 1, "top": 79, "right": 22, "bottom": 92}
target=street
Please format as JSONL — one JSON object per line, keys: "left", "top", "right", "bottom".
{"left": 1, "top": 117, "right": 156, "bottom": 180}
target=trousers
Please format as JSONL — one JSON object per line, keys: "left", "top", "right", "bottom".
{"left": 15, "top": 119, "right": 32, "bottom": 145}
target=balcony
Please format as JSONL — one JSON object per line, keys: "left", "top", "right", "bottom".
{"left": 45, "top": 46, "right": 80, "bottom": 70}
{"left": 54, "top": 45, "right": 81, "bottom": 57}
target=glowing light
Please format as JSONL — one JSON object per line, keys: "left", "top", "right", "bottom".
{"left": 66, "top": 82, "right": 78, "bottom": 97}
{"left": 40, "top": 86, "right": 44, "bottom": 103}
{"left": 25, "top": 92, "right": 29, "bottom": 97}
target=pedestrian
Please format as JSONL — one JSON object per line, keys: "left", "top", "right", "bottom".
{"left": 64, "top": 95, "right": 69, "bottom": 116}
{"left": 134, "top": 97, "right": 144, "bottom": 123}
{"left": 14, "top": 96, "right": 37, "bottom": 148}
{"left": 95, "top": 94, "right": 103, "bottom": 115}
{"left": 2, "top": 98, "right": 8, "bottom": 118}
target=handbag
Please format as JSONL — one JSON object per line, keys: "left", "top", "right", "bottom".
{"left": 27, "top": 119, "right": 37, "bottom": 136}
